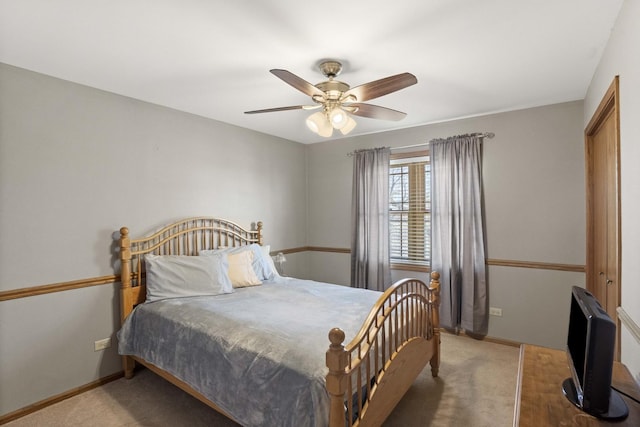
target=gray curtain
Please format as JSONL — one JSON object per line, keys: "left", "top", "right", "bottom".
{"left": 351, "top": 147, "right": 392, "bottom": 291}
{"left": 430, "top": 135, "right": 487, "bottom": 335}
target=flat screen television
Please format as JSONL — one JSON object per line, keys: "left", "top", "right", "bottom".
{"left": 562, "top": 285, "right": 628, "bottom": 420}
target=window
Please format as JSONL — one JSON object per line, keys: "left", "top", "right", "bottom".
{"left": 389, "top": 152, "right": 430, "bottom": 269}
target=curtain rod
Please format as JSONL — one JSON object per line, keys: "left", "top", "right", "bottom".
{"left": 346, "top": 132, "right": 495, "bottom": 156}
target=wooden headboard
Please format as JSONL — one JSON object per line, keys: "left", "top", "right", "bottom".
{"left": 119, "top": 217, "right": 263, "bottom": 323}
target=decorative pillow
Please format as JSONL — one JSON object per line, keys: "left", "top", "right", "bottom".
{"left": 201, "top": 243, "right": 275, "bottom": 281}
{"left": 144, "top": 254, "right": 233, "bottom": 302}
{"left": 227, "top": 250, "right": 262, "bottom": 288}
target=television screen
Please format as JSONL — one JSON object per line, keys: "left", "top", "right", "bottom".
{"left": 563, "top": 286, "right": 628, "bottom": 420}
{"left": 567, "top": 290, "right": 588, "bottom": 403}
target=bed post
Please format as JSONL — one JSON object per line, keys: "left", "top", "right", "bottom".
{"left": 429, "top": 271, "right": 441, "bottom": 377}
{"left": 119, "top": 227, "right": 136, "bottom": 379}
{"left": 256, "top": 221, "right": 263, "bottom": 245}
{"left": 326, "top": 328, "right": 347, "bottom": 427}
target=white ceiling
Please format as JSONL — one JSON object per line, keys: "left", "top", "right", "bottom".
{"left": 0, "top": 0, "right": 624, "bottom": 144}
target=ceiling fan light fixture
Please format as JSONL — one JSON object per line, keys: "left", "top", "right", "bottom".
{"left": 306, "top": 111, "right": 333, "bottom": 136}
{"left": 339, "top": 116, "right": 357, "bottom": 135}
{"left": 318, "top": 123, "right": 334, "bottom": 137}
{"left": 305, "top": 111, "right": 322, "bottom": 133}
{"left": 248, "top": 60, "right": 417, "bottom": 139}
{"left": 329, "top": 107, "right": 348, "bottom": 129}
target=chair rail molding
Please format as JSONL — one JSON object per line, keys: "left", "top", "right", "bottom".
{"left": 1, "top": 248, "right": 587, "bottom": 301}
{"left": 617, "top": 306, "right": 640, "bottom": 345}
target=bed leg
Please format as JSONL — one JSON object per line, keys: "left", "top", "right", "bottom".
{"left": 431, "top": 329, "right": 441, "bottom": 377}
{"left": 123, "top": 356, "right": 135, "bottom": 379}
{"left": 429, "top": 271, "right": 441, "bottom": 377}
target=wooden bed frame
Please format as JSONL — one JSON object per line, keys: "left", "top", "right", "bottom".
{"left": 118, "top": 217, "right": 440, "bottom": 427}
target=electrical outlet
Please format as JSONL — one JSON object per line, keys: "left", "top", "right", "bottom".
{"left": 94, "top": 337, "right": 111, "bottom": 351}
{"left": 489, "top": 307, "right": 503, "bottom": 317}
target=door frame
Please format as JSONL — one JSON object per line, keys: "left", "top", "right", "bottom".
{"left": 584, "top": 76, "right": 621, "bottom": 360}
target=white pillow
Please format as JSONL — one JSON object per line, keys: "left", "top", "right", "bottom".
{"left": 200, "top": 244, "right": 275, "bottom": 281}
{"left": 227, "top": 250, "right": 262, "bottom": 288}
{"left": 260, "top": 245, "right": 280, "bottom": 278}
{"left": 144, "top": 254, "right": 233, "bottom": 302}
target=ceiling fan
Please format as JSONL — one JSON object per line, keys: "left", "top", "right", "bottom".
{"left": 245, "top": 60, "right": 418, "bottom": 137}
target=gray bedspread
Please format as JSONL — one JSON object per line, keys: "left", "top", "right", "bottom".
{"left": 117, "top": 276, "right": 382, "bottom": 427}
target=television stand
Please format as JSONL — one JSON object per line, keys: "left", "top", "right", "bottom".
{"left": 514, "top": 344, "right": 640, "bottom": 426}
{"left": 562, "top": 377, "right": 628, "bottom": 420}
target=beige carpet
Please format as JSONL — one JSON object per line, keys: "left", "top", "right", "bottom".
{"left": 5, "top": 333, "right": 519, "bottom": 427}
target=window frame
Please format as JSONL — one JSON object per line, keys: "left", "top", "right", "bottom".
{"left": 389, "top": 150, "right": 431, "bottom": 272}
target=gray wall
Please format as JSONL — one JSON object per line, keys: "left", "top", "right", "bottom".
{"left": 584, "top": 0, "right": 640, "bottom": 382}
{"left": 0, "top": 63, "right": 308, "bottom": 415}
{"left": 306, "top": 101, "right": 586, "bottom": 349}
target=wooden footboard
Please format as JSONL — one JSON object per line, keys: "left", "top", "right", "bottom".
{"left": 326, "top": 272, "right": 441, "bottom": 427}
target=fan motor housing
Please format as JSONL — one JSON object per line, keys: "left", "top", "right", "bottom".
{"left": 315, "top": 80, "right": 350, "bottom": 100}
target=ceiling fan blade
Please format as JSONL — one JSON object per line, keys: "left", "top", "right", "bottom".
{"left": 343, "top": 73, "right": 417, "bottom": 102}
{"left": 270, "top": 69, "right": 326, "bottom": 98}
{"left": 244, "top": 105, "right": 319, "bottom": 114}
{"left": 348, "top": 103, "right": 407, "bottom": 121}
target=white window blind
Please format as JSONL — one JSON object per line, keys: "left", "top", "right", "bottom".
{"left": 389, "top": 154, "right": 430, "bottom": 266}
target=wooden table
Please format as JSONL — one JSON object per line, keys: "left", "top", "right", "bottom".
{"left": 513, "top": 344, "right": 640, "bottom": 426}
